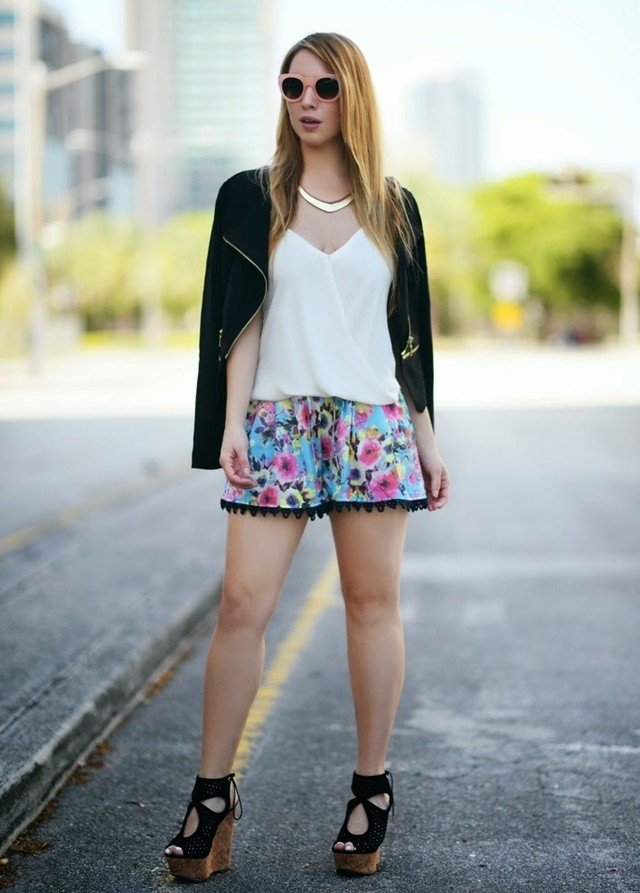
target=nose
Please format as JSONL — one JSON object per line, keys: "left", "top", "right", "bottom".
{"left": 301, "top": 84, "right": 317, "bottom": 107}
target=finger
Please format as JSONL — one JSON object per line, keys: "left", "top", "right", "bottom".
{"left": 221, "top": 452, "right": 252, "bottom": 487}
{"left": 233, "top": 452, "right": 253, "bottom": 481}
{"left": 428, "top": 485, "right": 449, "bottom": 509}
{"left": 231, "top": 452, "right": 254, "bottom": 486}
{"left": 429, "top": 470, "right": 442, "bottom": 499}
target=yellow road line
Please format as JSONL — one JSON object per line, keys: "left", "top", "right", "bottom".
{"left": 233, "top": 555, "right": 342, "bottom": 776}
{"left": 0, "top": 463, "right": 187, "bottom": 557}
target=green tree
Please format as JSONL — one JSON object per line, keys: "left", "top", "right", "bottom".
{"left": 471, "top": 172, "right": 621, "bottom": 315}
{"left": 45, "top": 213, "right": 139, "bottom": 329}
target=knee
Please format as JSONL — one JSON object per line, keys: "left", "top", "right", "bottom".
{"left": 217, "top": 580, "right": 276, "bottom": 633}
{"left": 342, "top": 582, "right": 400, "bottom": 624}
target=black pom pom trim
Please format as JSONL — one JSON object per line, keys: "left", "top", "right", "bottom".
{"left": 220, "top": 496, "right": 429, "bottom": 521}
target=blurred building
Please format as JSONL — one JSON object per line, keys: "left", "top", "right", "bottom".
{"left": 406, "top": 68, "right": 484, "bottom": 186}
{"left": 125, "top": 0, "right": 274, "bottom": 222}
{"left": 39, "top": 3, "right": 136, "bottom": 221}
{"left": 6, "top": 0, "right": 136, "bottom": 220}
{"left": 0, "top": 4, "right": 13, "bottom": 196}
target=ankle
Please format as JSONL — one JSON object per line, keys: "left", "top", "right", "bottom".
{"left": 199, "top": 766, "right": 233, "bottom": 778}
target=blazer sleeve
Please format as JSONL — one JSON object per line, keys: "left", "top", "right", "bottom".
{"left": 405, "top": 188, "right": 435, "bottom": 433}
{"left": 198, "top": 180, "right": 228, "bottom": 367}
{"left": 191, "top": 180, "right": 228, "bottom": 468}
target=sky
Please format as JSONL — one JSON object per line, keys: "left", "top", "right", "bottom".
{"left": 46, "top": 0, "right": 640, "bottom": 221}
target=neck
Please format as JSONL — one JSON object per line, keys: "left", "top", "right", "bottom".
{"left": 299, "top": 139, "right": 351, "bottom": 197}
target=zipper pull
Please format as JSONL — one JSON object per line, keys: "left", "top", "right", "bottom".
{"left": 401, "top": 333, "right": 420, "bottom": 359}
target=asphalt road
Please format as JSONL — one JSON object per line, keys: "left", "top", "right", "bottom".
{"left": 3, "top": 401, "right": 639, "bottom": 893}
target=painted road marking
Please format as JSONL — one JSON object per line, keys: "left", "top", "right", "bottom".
{"left": 233, "top": 555, "right": 341, "bottom": 776}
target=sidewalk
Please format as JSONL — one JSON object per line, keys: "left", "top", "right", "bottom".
{"left": 0, "top": 463, "right": 230, "bottom": 853}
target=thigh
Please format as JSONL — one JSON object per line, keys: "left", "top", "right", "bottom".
{"left": 222, "top": 510, "right": 309, "bottom": 624}
{"left": 329, "top": 508, "right": 408, "bottom": 605}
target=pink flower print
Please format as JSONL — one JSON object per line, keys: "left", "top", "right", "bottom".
{"left": 264, "top": 401, "right": 277, "bottom": 425}
{"left": 357, "top": 437, "right": 383, "bottom": 466}
{"left": 299, "top": 402, "right": 312, "bottom": 430}
{"left": 320, "top": 436, "right": 334, "bottom": 460}
{"left": 272, "top": 451, "right": 299, "bottom": 482}
{"left": 336, "top": 416, "right": 350, "bottom": 443}
{"left": 382, "top": 402, "right": 404, "bottom": 421}
{"left": 354, "top": 407, "right": 372, "bottom": 426}
{"left": 258, "top": 486, "right": 280, "bottom": 506}
{"left": 370, "top": 469, "right": 400, "bottom": 499}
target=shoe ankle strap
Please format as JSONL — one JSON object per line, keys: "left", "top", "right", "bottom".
{"left": 192, "top": 772, "right": 243, "bottom": 820}
{"left": 351, "top": 769, "right": 395, "bottom": 817}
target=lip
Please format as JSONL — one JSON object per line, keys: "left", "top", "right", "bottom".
{"left": 300, "top": 117, "right": 321, "bottom": 130}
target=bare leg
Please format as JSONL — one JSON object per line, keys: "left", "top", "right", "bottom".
{"left": 328, "top": 507, "right": 408, "bottom": 851}
{"left": 165, "top": 510, "right": 308, "bottom": 856}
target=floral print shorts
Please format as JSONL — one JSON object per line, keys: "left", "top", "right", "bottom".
{"left": 220, "top": 390, "right": 429, "bottom": 520}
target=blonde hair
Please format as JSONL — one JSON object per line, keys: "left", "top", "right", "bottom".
{"left": 254, "top": 32, "right": 417, "bottom": 315}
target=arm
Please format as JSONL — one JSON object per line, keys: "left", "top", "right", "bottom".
{"left": 397, "top": 366, "right": 436, "bottom": 447}
{"left": 219, "top": 311, "right": 263, "bottom": 486}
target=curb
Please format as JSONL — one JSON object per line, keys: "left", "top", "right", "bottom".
{"left": 0, "top": 565, "right": 222, "bottom": 854}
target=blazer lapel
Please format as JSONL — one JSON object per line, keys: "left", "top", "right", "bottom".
{"left": 222, "top": 181, "right": 272, "bottom": 279}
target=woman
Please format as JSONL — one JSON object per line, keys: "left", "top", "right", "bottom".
{"left": 164, "top": 31, "right": 450, "bottom": 881}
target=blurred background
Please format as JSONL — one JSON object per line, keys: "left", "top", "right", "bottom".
{"left": 1, "top": 3, "right": 639, "bottom": 888}
{"left": 2, "top": 0, "right": 639, "bottom": 364}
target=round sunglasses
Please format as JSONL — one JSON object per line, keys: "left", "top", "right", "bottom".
{"left": 278, "top": 73, "right": 340, "bottom": 103}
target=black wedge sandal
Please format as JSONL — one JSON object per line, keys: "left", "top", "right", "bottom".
{"left": 164, "top": 772, "right": 243, "bottom": 881}
{"left": 331, "top": 769, "right": 395, "bottom": 875}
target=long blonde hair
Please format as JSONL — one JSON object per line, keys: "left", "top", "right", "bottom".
{"left": 253, "top": 32, "right": 417, "bottom": 315}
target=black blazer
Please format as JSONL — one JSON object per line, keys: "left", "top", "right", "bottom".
{"left": 192, "top": 167, "right": 435, "bottom": 470}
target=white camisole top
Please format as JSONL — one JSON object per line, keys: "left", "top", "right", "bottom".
{"left": 250, "top": 226, "right": 402, "bottom": 405}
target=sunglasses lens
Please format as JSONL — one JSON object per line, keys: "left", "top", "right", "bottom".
{"left": 281, "top": 76, "right": 303, "bottom": 100}
{"left": 316, "top": 77, "right": 339, "bottom": 100}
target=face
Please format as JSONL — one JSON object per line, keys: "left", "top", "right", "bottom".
{"left": 283, "top": 49, "right": 342, "bottom": 145}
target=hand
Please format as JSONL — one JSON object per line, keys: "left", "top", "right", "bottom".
{"left": 220, "top": 425, "right": 255, "bottom": 489}
{"left": 415, "top": 437, "right": 450, "bottom": 511}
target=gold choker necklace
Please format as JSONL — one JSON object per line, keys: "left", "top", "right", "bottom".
{"left": 298, "top": 184, "right": 354, "bottom": 213}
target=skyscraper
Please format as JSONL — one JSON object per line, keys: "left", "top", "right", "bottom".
{"left": 0, "top": 2, "right": 14, "bottom": 195}
{"left": 125, "top": 0, "right": 274, "bottom": 221}
{"left": 407, "top": 68, "right": 484, "bottom": 186}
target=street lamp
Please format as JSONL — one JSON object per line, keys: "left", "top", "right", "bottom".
{"left": 14, "top": 0, "right": 148, "bottom": 372}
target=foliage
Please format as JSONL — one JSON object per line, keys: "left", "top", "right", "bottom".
{"left": 0, "top": 178, "right": 16, "bottom": 273}
{"left": 45, "top": 213, "right": 139, "bottom": 329}
{"left": 44, "top": 211, "right": 212, "bottom": 330}
{"left": 470, "top": 172, "right": 622, "bottom": 313}
{"left": 19, "top": 170, "right": 631, "bottom": 342}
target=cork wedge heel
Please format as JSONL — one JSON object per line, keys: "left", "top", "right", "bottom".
{"left": 164, "top": 772, "right": 243, "bottom": 881}
{"left": 331, "top": 769, "right": 395, "bottom": 875}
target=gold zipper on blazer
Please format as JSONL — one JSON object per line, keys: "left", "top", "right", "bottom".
{"left": 221, "top": 235, "right": 267, "bottom": 359}
{"left": 401, "top": 312, "right": 420, "bottom": 359}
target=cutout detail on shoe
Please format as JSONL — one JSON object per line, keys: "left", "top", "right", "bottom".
{"left": 332, "top": 791, "right": 391, "bottom": 851}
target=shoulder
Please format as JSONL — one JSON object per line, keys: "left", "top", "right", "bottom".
{"left": 385, "top": 175, "right": 419, "bottom": 221}
{"left": 214, "top": 167, "right": 270, "bottom": 227}
{"left": 384, "top": 174, "right": 414, "bottom": 202}
{"left": 219, "top": 166, "right": 270, "bottom": 200}
{"left": 385, "top": 176, "right": 422, "bottom": 239}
